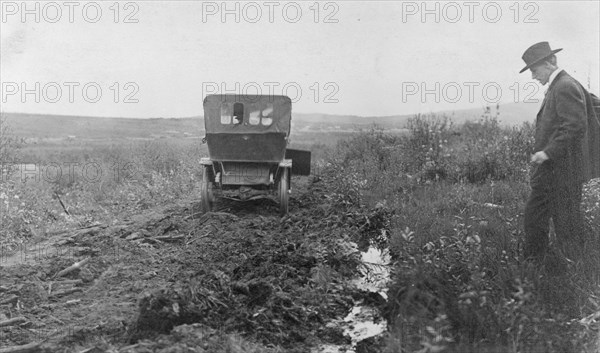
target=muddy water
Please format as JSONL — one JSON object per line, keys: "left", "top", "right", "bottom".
{"left": 316, "top": 244, "right": 391, "bottom": 353}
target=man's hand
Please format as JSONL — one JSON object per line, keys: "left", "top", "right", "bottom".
{"left": 531, "top": 151, "right": 549, "bottom": 164}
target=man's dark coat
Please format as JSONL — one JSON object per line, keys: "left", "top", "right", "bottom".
{"left": 524, "top": 70, "right": 591, "bottom": 259}
{"left": 533, "top": 70, "right": 588, "bottom": 186}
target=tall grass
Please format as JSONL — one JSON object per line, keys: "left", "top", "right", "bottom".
{"left": 326, "top": 113, "right": 600, "bottom": 352}
{"left": 0, "top": 139, "right": 206, "bottom": 252}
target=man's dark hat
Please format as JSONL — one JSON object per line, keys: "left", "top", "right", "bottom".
{"left": 519, "top": 41, "right": 562, "bottom": 73}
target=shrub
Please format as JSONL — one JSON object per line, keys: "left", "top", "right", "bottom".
{"left": 405, "top": 114, "right": 453, "bottom": 180}
{"left": 451, "top": 110, "right": 529, "bottom": 183}
{"left": 324, "top": 126, "right": 407, "bottom": 207}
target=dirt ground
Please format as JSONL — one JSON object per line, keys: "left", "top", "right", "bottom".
{"left": 0, "top": 176, "right": 391, "bottom": 353}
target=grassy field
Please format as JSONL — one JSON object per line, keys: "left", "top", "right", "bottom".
{"left": 0, "top": 116, "right": 359, "bottom": 253}
{"left": 1, "top": 112, "right": 599, "bottom": 352}
{"left": 324, "top": 114, "right": 600, "bottom": 352}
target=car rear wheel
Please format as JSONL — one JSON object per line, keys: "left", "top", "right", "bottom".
{"left": 200, "top": 167, "right": 213, "bottom": 213}
{"left": 279, "top": 168, "right": 289, "bottom": 216}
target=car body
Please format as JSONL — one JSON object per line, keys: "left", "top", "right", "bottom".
{"left": 200, "top": 94, "right": 310, "bottom": 214}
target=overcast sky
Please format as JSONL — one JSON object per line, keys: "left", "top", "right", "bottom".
{"left": 1, "top": 0, "right": 599, "bottom": 118}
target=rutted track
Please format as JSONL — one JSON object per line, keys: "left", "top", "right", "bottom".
{"left": 0, "top": 175, "right": 392, "bottom": 352}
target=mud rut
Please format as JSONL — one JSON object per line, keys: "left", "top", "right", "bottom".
{"left": 0, "top": 176, "right": 392, "bottom": 353}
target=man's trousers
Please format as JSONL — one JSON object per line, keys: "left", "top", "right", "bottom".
{"left": 523, "top": 164, "right": 585, "bottom": 260}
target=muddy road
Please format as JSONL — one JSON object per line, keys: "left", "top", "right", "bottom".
{"left": 0, "top": 174, "right": 392, "bottom": 353}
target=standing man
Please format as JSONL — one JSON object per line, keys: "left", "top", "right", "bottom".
{"left": 520, "top": 42, "right": 589, "bottom": 263}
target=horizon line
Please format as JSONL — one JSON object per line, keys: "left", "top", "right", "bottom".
{"left": 1, "top": 104, "right": 508, "bottom": 120}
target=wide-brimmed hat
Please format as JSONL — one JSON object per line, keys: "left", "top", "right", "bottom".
{"left": 519, "top": 41, "right": 562, "bottom": 73}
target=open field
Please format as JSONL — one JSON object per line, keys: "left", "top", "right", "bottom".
{"left": 1, "top": 112, "right": 599, "bottom": 352}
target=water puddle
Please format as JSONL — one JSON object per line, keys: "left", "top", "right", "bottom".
{"left": 352, "top": 246, "right": 391, "bottom": 296}
{"left": 315, "top": 244, "right": 392, "bottom": 353}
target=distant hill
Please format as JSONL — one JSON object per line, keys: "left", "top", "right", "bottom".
{"left": 3, "top": 113, "right": 203, "bottom": 140}
{"left": 293, "top": 112, "right": 410, "bottom": 128}
{"left": 294, "top": 101, "right": 539, "bottom": 128}
{"left": 438, "top": 102, "right": 538, "bottom": 126}
{"left": 2, "top": 102, "right": 539, "bottom": 140}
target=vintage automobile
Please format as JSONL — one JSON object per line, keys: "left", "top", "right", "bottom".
{"left": 200, "top": 94, "right": 311, "bottom": 215}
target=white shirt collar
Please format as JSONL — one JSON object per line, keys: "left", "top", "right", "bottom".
{"left": 548, "top": 67, "right": 563, "bottom": 87}
{"left": 544, "top": 67, "right": 562, "bottom": 96}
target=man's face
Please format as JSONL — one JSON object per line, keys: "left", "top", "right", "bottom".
{"left": 529, "top": 63, "right": 553, "bottom": 85}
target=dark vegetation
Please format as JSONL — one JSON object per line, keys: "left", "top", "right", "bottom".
{"left": 1, "top": 110, "right": 599, "bottom": 352}
{"left": 326, "top": 112, "right": 600, "bottom": 352}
